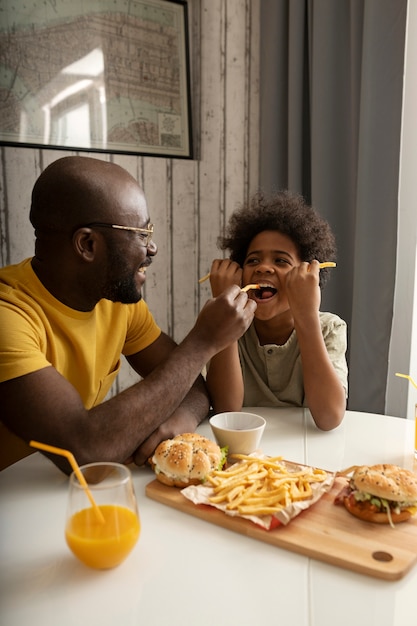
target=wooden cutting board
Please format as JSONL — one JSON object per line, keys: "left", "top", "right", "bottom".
{"left": 145, "top": 476, "right": 417, "bottom": 581}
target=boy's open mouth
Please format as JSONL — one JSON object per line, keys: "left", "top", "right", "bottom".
{"left": 253, "top": 284, "right": 278, "bottom": 300}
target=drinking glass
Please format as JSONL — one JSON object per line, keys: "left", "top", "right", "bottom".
{"left": 65, "top": 462, "right": 140, "bottom": 569}
{"left": 414, "top": 403, "right": 417, "bottom": 459}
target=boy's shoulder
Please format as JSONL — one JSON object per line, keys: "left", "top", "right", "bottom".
{"left": 319, "top": 311, "right": 347, "bottom": 330}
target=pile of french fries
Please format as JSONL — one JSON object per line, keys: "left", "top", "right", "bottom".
{"left": 205, "top": 454, "right": 328, "bottom": 516}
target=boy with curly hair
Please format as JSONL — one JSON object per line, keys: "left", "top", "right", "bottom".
{"left": 206, "top": 190, "right": 348, "bottom": 430}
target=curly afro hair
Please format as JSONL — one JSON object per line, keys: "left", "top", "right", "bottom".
{"left": 218, "top": 190, "right": 337, "bottom": 289}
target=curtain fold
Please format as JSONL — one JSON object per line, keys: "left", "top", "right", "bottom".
{"left": 260, "top": 0, "right": 407, "bottom": 414}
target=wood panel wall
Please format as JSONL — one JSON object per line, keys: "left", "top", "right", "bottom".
{"left": 0, "top": 0, "right": 260, "bottom": 394}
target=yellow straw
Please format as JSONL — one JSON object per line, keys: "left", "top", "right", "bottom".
{"left": 395, "top": 372, "right": 417, "bottom": 390}
{"left": 199, "top": 262, "right": 336, "bottom": 284}
{"left": 30, "top": 440, "right": 105, "bottom": 523}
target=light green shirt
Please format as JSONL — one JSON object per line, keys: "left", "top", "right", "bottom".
{"left": 238, "top": 312, "right": 348, "bottom": 407}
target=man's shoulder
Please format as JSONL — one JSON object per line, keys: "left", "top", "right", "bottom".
{"left": 0, "top": 259, "right": 35, "bottom": 303}
{"left": 0, "top": 258, "right": 33, "bottom": 283}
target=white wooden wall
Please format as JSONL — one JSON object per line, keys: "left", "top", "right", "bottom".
{"left": 0, "top": 0, "right": 260, "bottom": 394}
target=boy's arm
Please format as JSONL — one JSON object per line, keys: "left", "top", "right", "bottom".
{"left": 206, "top": 342, "right": 244, "bottom": 412}
{"left": 287, "top": 261, "right": 346, "bottom": 430}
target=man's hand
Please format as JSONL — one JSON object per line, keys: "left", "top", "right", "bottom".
{"left": 132, "top": 408, "right": 201, "bottom": 466}
{"left": 191, "top": 285, "right": 257, "bottom": 356}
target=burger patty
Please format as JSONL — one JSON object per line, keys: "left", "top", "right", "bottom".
{"left": 346, "top": 492, "right": 394, "bottom": 513}
{"left": 336, "top": 485, "right": 406, "bottom": 514}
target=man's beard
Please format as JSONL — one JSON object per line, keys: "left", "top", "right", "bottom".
{"left": 104, "top": 274, "right": 142, "bottom": 304}
{"left": 103, "top": 248, "right": 143, "bottom": 304}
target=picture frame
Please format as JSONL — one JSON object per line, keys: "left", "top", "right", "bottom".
{"left": 0, "top": 0, "right": 193, "bottom": 158}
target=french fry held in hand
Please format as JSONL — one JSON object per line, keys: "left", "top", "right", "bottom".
{"left": 240, "top": 283, "right": 260, "bottom": 293}
{"left": 205, "top": 455, "right": 327, "bottom": 516}
{"left": 198, "top": 273, "right": 259, "bottom": 293}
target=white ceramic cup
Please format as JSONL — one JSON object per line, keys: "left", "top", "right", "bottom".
{"left": 209, "top": 411, "right": 266, "bottom": 455}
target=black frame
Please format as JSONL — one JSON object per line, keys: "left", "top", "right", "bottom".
{"left": 0, "top": 0, "right": 193, "bottom": 158}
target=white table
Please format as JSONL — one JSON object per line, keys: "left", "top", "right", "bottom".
{"left": 0, "top": 408, "right": 415, "bottom": 626}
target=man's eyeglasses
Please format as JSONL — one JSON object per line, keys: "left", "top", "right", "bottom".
{"left": 81, "top": 222, "right": 154, "bottom": 247}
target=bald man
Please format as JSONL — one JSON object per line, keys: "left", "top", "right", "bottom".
{"left": 0, "top": 156, "right": 256, "bottom": 474}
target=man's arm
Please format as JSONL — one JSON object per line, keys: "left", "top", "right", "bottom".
{"left": 126, "top": 332, "right": 211, "bottom": 465}
{"left": 0, "top": 286, "right": 256, "bottom": 473}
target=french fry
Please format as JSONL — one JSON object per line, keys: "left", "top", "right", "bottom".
{"left": 225, "top": 481, "right": 260, "bottom": 509}
{"left": 198, "top": 273, "right": 211, "bottom": 284}
{"left": 206, "top": 455, "right": 328, "bottom": 516}
{"left": 240, "top": 283, "right": 260, "bottom": 293}
{"left": 290, "top": 480, "right": 312, "bottom": 501}
{"left": 197, "top": 274, "right": 260, "bottom": 293}
{"left": 336, "top": 465, "right": 359, "bottom": 477}
{"left": 238, "top": 506, "right": 286, "bottom": 516}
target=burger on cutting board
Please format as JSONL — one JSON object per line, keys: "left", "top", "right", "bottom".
{"left": 336, "top": 463, "right": 417, "bottom": 527}
{"left": 150, "top": 433, "right": 227, "bottom": 487}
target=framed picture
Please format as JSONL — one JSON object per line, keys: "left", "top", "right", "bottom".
{"left": 0, "top": 0, "right": 193, "bottom": 158}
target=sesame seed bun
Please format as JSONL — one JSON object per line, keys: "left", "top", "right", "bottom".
{"left": 352, "top": 464, "right": 417, "bottom": 502}
{"left": 151, "top": 433, "right": 224, "bottom": 488}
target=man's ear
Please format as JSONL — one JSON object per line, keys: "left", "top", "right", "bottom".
{"left": 72, "top": 228, "right": 98, "bottom": 261}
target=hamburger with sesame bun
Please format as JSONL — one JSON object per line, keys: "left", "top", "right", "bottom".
{"left": 150, "top": 433, "right": 227, "bottom": 488}
{"left": 337, "top": 464, "right": 417, "bottom": 527}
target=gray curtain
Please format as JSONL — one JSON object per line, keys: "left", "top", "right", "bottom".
{"left": 259, "top": 0, "right": 407, "bottom": 414}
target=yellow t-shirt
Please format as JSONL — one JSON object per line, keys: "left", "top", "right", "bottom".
{"left": 0, "top": 259, "right": 161, "bottom": 467}
{"left": 0, "top": 258, "right": 161, "bottom": 405}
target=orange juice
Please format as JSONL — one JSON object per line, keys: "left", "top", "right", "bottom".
{"left": 65, "top": 504, "right": 140, "bottom": 569}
